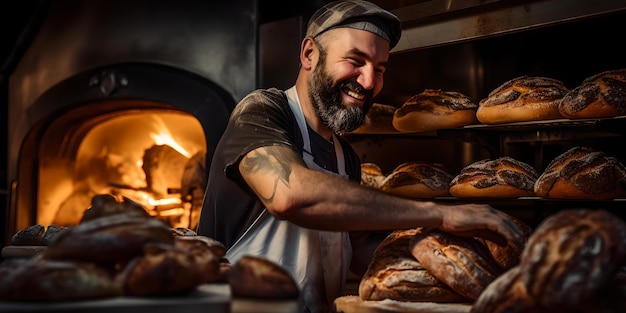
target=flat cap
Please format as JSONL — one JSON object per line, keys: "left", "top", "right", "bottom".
{"left": 306, "top": 0, "right": 401, "bottom": 49}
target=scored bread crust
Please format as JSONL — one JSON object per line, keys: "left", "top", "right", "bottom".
{"left": 43, "top": 214, "right": 175, "bottom": 263}
{"left": 449, "top": 157, "right": 539, "bottom": 199}
{"left": 380, "top": 162, "right": 454, "bottom": 198}
{"left": 359, "top": 228, "right": 467, "bottom": 303}
{"left": 470, "top": 266, "right": 542, "bottom": 313}
{"left": 518, "top": 209, "right": 626, "bottom": 310}
{"left": 393, "top": 89, "right": 478, "bottom": 132}
{"left": 476, "top": 76, "right": 568, "bottom": 124}
{"left": 558, "top": 68, "right": 626, "bottom": 119}
{"left": 409, "top": 229, "right": 503, "bottom": 301}
{"left": 534, "top": 146, "right": 626, "bottom": 200}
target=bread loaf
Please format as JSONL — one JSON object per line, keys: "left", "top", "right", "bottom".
{"left": 534, "top": 146, "right": 626, "bottom": 200}
{"left": 477, "top": 76, "right": 568, "bottom": 124}
{"left": 80, "top": 194, "right": 149, "bottom": 223}
{"left": 0, "top": 258, "right": 122, "bottom": 301}
{"left": 361, "top": 162, "right": 386, "bottom": 189}
{"left": 40, "top": 224, "right": 69, "bottom": 246}
{"left": 228, "top": 255, "right": 300, "bottom": 300}
{"left": 118, "top": 242, "right": 209, "bottom": 296}
{"left": 380, "top": 162, "right": 454, "bottom": 198}
{"left": 351, "top": 103, "right": 399, "bottom": 134}
{"left": 11, "top": 224, "right": 45, "bottom": 246}
{"left": 470, "top": 266, "right": 542, "bottom": 313}
{"left": 478, "top": 213, "right": 532, "bottom": 271}
{"left": 518, "top": 209, "right": 626, "bottom": 310}
{"left": 409, "top": 229, "right": 503, "bottom": 300}
{"left": 392, "top": 89, "right": 477, "bottom": 132}
{"left": 558, "top": 68, "right": 626, "bottom": 119}
{"left": 43, "top": 214, "right": 174, "bottom": 263}
{"left": 449, "top": 157, "right": 539, "bottom": 199}
{"left": 359, "top": 228, "right": 467, "bottom": 303}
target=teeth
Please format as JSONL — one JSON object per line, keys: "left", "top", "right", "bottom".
{"left": 347, "top": 90, "right": 364, "bottom": 100}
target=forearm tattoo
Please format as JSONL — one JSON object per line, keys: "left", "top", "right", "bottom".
{"left": 241, "top": 146, "right": 300, "bottom": 202}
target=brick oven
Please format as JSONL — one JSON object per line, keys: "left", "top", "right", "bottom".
{"left": 2, "top": 0, "right": 312, "bottom": 245}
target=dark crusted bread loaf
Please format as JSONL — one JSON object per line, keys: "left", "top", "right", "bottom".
{"left": 380, "top": 162, "right": 454, "bottom": 198}
{"left": 409, "top": 228, "right": 503, "bottom": 300}
{"left": 393, "top": 89, "right": 478, "bottom": 132}
{"left": 518, "top": 209, "right": 626, "bottom": 311}
{"left": 477, "top": 76, "right": 568, "bottom": 124}
{"left": 534, "top": 146, "right": 626, "bottom": 200}
{"left": 470, "top": 266, "right": 545, "bottom": 313}
{"left": 80, "top": 194, "right": 150, "bottom": 223}
{"left": 359, "top": 228, "right": 467, "bottom": 303}
{"left": 228, "top": 255, "right": 300, "bottom": 300}
{"left": 449, "top": 157, "right": 539, "bottom": 199}
{"left": 558, "top": 68, "right": 626, "bottom": 119}
{"left": 0, "top": 258, "right": 122, "bottom": 301}
{"left": 118, "top": 242, "right": 211, "bottom": 296}
{"left": 43, "top": 214, "right": 174, "bottom": 263}
{"left": 11, "top": 224, "right": 45, "bottom": 246}
{"left": 174, "top": 235, "right": 226, "bottom": 283}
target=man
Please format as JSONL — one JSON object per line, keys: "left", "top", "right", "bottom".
{"left": 197, "top": 1, "right": 525, "bottom": 312}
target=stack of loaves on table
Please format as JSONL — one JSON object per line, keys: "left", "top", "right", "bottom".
{"left": 352, "top": 207, "right": 626, "bottom": 313}
{"left": 0, "top": 194, "right": 299, "bottom": 302}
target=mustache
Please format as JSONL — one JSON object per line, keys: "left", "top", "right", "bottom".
{"left": 339, "top": 80, "right": 373, "bottom": 99}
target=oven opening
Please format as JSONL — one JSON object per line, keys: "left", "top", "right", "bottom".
{"left": 37, "top": 102, "right": 207, "bottom": 230}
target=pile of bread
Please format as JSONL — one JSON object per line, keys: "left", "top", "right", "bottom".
{"left": 351, "top": 68, "right": 626, "bottom": 134}
{"left": 357, "top": 208, "right": 626, "bottom": 312}
{"left": 0, "top": 194, "right": 299, "bottom": 302}
{"left": 362, "top": 146, "right": 626, "bottom": 201}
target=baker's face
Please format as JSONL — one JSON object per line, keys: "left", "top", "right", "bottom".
{"left": 308, "top": 28, "right": 390, "bottom": 133}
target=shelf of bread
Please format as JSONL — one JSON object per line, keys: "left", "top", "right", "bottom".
{"left": 347, "top": 69, "right": 626, "bottom": 138}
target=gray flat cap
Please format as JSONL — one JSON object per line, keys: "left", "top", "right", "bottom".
{"left": 306, "top": 0, "right": 401, "bottom": 48}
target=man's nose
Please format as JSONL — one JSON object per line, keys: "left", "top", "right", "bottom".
{"left": 357, "top": 67, "right": 376, "bottom": 90}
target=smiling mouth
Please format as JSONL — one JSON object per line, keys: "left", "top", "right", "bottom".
{"left": 344, "top": 88, "right": 365, "bottom": 101}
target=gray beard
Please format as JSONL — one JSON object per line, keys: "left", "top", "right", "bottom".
{"left": 308, "top": 58, "right": 366, "bottom": 133}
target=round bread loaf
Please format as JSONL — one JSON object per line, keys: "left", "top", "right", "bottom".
{"left": 518, "top": 209, "right": 626, "bottom": 311}
{"left": 449, "top": 157, "right": 539, "bottom": 199}
{"left": 476, "top": 76, "right": 568, "bottom": 124}
{"left": 228, "top": 255, "right": 300, "bottom": 300}
{"left": 0, "top": 258, "right": 122, "bottom": 301}
{"left": 361, "top": 162, "right": 386, "bottom": 189}
{"left": 470, "top": 266, "right": 544, "bottom": 313}
{"left": 392, "top": 89, "right": 478, "bottom": 132}
{"left": 534, "top": 146, "right": 626, "bottom": 200}
{"left": 359, "top": 228, "right": 468, "bottom": 303}
{"left": 380, "top": 162, "right": 454, "bottom": 198}
{"left": 40, "top": 224, "right": 69, "bottom": 246}
{"left": 409, "top": 228, "right": 503, "bottom": 300}
{"left": 43, "top": 214, "right": 175, "bottom": 263}
{"left": 119, "top": 242, "right": 209, "bottom": 296}
{"left": 80, "top": 194, "right": 149, "bottom": 223}
{"left": 11, "top": 224, "right": 45, "bottom": 246}
{"left": 174, "top": 236, "right": 225, "bottom": 283}
{"left": 558, "top": 68, "right": 626, "bottom": 119}
{"left": 351, "top": 103, "right": 399, "bottom": 134}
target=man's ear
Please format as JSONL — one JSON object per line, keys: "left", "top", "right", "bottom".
{"left": 300, "top": 37, "right": 316, "bottom": 70}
